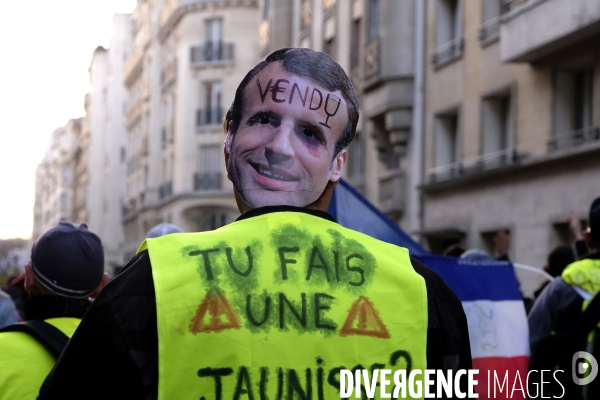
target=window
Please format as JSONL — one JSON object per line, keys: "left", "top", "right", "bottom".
{"left": 204, "top": 19, "right": 223, "bottom": 61}
{"left": 479, "top": 0, "right": 509, "bottom": 43}
{"left": 435, "top": 112, "right": 459, "bottom": 167}
{"left": 323, "top": 37, "right": 335, "bottom": 59}
{"left": 437, "top": 0, "right": 460, "bottom": 46}
{"left": 481, "top": 93, "right": 512, "bottom": 155}
{"left": 198, "top": 210, "right": 229, "bottom": 231}
{"left": 161, "top": 127, "right": 167, "bottom": 148}
{"left": 263, "top": 0, "right": 270, "bottom": 19}
{"left": 323, "top": 16, "right": 336, "bottom": 58}
{"left": 367, "top": 0, "right": 379, "bottom": 42}
{"left": 195, "top": 145, "right": 221, "bottom": 191}
{"left": 350, "top": 18, "right": 362, "bottom": 69}
{"left": 433, "top": 0, "right": 462, "bottom": 66}
{"left": 551, "top": 70, "right": 596, "bottom": 151}
{"left": 480, "top": 229, "right": 511, "bottom": 259}
{"left": 197, "top": 82, "right": 223, "bottom": 127}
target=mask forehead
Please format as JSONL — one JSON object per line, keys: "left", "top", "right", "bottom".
{"left": 241, "top": 62, "right": 348, "bottom": 140}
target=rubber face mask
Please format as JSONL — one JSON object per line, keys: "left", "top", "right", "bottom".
{"left": 226, "top": 62, "right": 348, "bottom": 209}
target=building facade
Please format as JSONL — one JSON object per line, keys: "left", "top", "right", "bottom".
{"left": 422, "top": 0, "right": 600, "bottom": 294}
{"left": 86, "top": 15, "right": 131, "bottom": 272}
{"left": 121, "top": 0, "right": 259, "bottom": 260}
{"left": 33, "top": 119, "right": 82, "bottom": 239}
{"left": 261, "top": 0, "right": 425, "bottom": 236}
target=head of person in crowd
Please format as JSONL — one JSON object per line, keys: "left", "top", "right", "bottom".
{"left": 23, "top": 222, "right": 106, "bottom": 318}
{"left": 585, "top": 196, "right": 600, "bottom": 252}
{"left": 442, "top": 243, "right": 465, "bottom": 257}
{"left": 223, "top": 48, "right": 359, "bottom": 213}
{"left": 460, "top": 248, "right": 494, "bottom": 261}
{"left": 145, "top": 222, "right": 184, "bottom": 238}
{"left": 544, "top": 245, "right": 575, "bottom": 277}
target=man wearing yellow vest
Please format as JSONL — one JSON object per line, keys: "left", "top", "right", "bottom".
{"left": 0, "top": 221, "right": 105, "bottom": 399}
{"left": 529, "top": 196, "right": 600, "bottom": 399}
{"left": 40, "top": 48, "right": 471, "bottom": 399}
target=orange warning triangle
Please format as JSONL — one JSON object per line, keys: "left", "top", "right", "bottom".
{"left": 340, "top": 296, "right": 390, "bottom": 339}
{"left": 189, "top": 292, "right": 241, "bottom": 334}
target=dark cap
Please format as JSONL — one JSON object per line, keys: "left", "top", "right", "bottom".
{"left": 590, "top": 197, "right": 600, "bottom": 243}
{"left": 31, "top": 222, "right": 104, "bottom": 298}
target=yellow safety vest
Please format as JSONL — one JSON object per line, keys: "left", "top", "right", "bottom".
{"left": 140, "top": 212, "right": 428, "bottom": 400}
{"left": 0, "top": 317, "right": 80, "bottom": 400}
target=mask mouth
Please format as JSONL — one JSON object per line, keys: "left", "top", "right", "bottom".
{"left": 249, "top": 161, "right": 300, "bottom": 183}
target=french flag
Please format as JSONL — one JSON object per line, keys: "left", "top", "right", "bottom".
{"left": 415, "top": 255, "right": 530, "bottom": 399}
{"left": 329, "top": 180, "right": 530, "bottom": 399}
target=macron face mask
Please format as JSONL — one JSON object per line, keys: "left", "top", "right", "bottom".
{"left": 227, "top": 62, "right": 348, "bottom": 209}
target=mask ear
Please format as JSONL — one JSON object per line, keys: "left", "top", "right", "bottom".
{"left": 329, "top": 149, "right": 347, "bottom": 183}
{"left": 225, "top": 121, "right": 234, "bottom": 154}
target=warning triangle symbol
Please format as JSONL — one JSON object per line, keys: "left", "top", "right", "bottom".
{"left": 189, "top": 291, "right": 241, "bottom": 334}
{"left": 340, "top": 296, "right": 390, "bottom": 339}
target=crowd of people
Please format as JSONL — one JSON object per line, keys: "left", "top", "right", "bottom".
{"left": 0, "top": 48, "right": 597, "bottom": 399}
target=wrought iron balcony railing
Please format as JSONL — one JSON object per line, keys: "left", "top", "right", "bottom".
{"left": 548, "top": 127, "right": 600, "bottom": 153}
{"left": 194, "top": 172, "right": 221, "bottom": 191}
{"left": 196, "top": 107, "right": 224, "bottom": 127}
{"left": 432, "top": 37, "right": 464, "bottom": 67}
{"left": 190, "top": 42, "right": 234, "bottom": 65}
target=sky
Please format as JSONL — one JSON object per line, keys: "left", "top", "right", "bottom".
{"left": 0, "top": 0, "right": 136, "bottom": 239}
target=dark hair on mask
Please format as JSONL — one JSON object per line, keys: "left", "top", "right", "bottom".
{"left": 223, "top": 48, "right": 359, "bottom": 157}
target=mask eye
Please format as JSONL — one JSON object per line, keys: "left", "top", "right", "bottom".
{"left": 302, "top": 128, "right": 314, "bottom": 137}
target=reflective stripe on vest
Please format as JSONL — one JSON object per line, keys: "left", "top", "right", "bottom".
{"left": 140, "top": 212, "right": 428, "bottom": 400}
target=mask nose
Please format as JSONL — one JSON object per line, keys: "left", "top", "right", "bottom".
{"left": 265, "top": 121, "right": 295, "bottom": 165}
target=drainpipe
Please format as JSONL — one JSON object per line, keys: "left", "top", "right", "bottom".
{"left": 410, "top": 0, "right": 426, "bottom": 244}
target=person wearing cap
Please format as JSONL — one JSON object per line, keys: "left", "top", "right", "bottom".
{"left": 39, "top": 48, "right": 471, "bottom": 399}
{"left": 529, "top": 196, "right": 600, "bottom": 399}
{"left": 0, "top": 221, "right": 105, "bottom": 400}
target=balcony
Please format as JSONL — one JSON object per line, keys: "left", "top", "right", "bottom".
{"left": 124, "top": 45, "right": 144, "bottom": 87}
{"left": 548, "top": 126, "right": 600, "bottom": 153}
{"left": 126, "top": 100, "right": 143, "bottom": 127}
{"left": 500, "top": 0, "right": 600, "bottom": 62}
{"left": 432, "top": 37, "right": 464, "bottom": 68}
{"left": 426, "top": 148, "right": 519, "bottom": 184}
{"left": 479, "top": 17, "right": 500, "bottom": 45}
{"left": 158, "top": 0, "right": 228, "bottom": 41}
{"left": 190, "top": 42, "right": 234, "bottom": 68}
{"left": 378, "top": 171, "right": 405, "bottom": 217}
{"left": 158, "top": 181, "right": 173, "bottom": 200}
{"left": 194, "top": 172, "right": 222, "bottom": 191}
{"left": 196, "top": 107, "right": 224, "bottom": 129}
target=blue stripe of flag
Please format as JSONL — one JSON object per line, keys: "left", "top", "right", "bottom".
{"left": 414, "top": 255, "right": 523, "bottom": 301}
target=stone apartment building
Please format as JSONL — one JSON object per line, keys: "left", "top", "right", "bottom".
{"left": 261, "top": 0, "right": 426, "bottom": 236}
{"left": 86, "top": 15, "right": 131, "bottom": 272}
{"left": 121, "top": 0, "right": 259, "bottom": 260}
{"left": 422, "top": 0, "right": 600, "bottom": 294}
